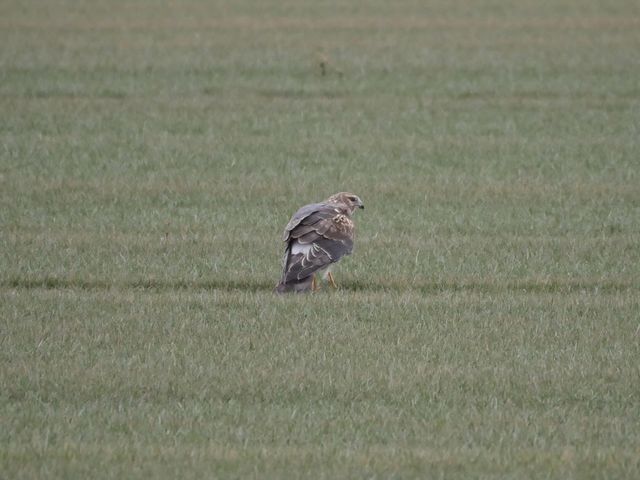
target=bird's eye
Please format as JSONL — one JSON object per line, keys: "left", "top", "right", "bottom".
{"left": 348, "top": 196, "right": 356, "bottom": 201}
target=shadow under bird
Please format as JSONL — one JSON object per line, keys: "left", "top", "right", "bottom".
{"left": 276, "top": 192, "right": 364, "bottom": 293}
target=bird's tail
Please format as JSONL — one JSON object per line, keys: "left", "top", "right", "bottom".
{"left": 275, "top": 276, "right": 313, "bottom": 294}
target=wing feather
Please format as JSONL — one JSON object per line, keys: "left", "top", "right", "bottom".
{"left": 297, "top": 230, "right": 320, "bottom": 244}
{"left": 282, "top": 202, "right": 327, "bottom": 241}
{"left": 289, "top": 223, "right": 320, "bottom": 239}
{"left": 300, "top": 209, "right": 336, "bottom": 226}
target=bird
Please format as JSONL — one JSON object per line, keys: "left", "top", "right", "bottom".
{"left": 276, "top": 192, "right": 364, "bottom": 293}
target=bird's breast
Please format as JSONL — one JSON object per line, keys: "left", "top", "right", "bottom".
{"left": 333, "top": 214, "right": 354, "bottom": 231}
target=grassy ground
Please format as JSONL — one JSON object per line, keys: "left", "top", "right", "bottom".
{"left": 1, "top": 0, "right": 639, "bottom": 478}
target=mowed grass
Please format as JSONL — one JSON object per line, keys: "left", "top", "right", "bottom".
{"left": 1, "top": 0, "right": 639, "bottom": 478}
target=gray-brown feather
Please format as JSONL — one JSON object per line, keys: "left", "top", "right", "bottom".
{"left": 282, "top": 202, "right": 327, "bottom": 241}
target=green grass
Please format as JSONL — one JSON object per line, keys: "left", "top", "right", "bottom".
{"left": 1, "top": 0, "right": 640, "bottom": 478}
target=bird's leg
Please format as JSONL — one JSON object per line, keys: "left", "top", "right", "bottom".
{"left": 327, "top": 271, "right": 338, "bottom": 289}
{"left": 311, "top": 275, "right": 318, "bottom": 291}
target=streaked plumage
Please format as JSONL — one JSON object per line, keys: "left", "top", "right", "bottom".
{"left": 275, "top": 192, "right": 364, "bottom": 293}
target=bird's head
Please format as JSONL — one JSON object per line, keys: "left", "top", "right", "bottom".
{"left": 326, "top": 192, "right": 364, "bottom": 214}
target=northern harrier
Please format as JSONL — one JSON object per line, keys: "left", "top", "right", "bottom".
{"left": 276, "top": 192, "right": 364, "bottom": 293}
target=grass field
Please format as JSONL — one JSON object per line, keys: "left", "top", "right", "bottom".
{"left": 1, "top": 0, "right": 640, "bottom": 478}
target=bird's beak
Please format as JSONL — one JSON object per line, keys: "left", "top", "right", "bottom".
{"left": 358, "top": 201, "right": 365, "bottom": 210}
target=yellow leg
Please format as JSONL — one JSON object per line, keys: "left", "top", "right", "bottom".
{"left": 327, "top": 271, "right": 338, "bottom": 289}
{"left": 311, "top": 275, "right": 318, "bottom": 291}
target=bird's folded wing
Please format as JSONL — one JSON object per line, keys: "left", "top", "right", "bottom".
{"left": 284, "top": 236, "right": 353, "bottom": 281}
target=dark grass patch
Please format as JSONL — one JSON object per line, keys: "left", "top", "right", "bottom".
{"left": 256, "top": 88, "right": 346, "bottom": 100}
{"left": 28, "top": 89, "right": 127, "bottom": 99}
{"left": 3, "top": 275, "right": 636, "bottom": 294}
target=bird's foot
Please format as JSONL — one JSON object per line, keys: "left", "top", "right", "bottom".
{"left": 327, "top": 272, "right": 338, "bottom": 289}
